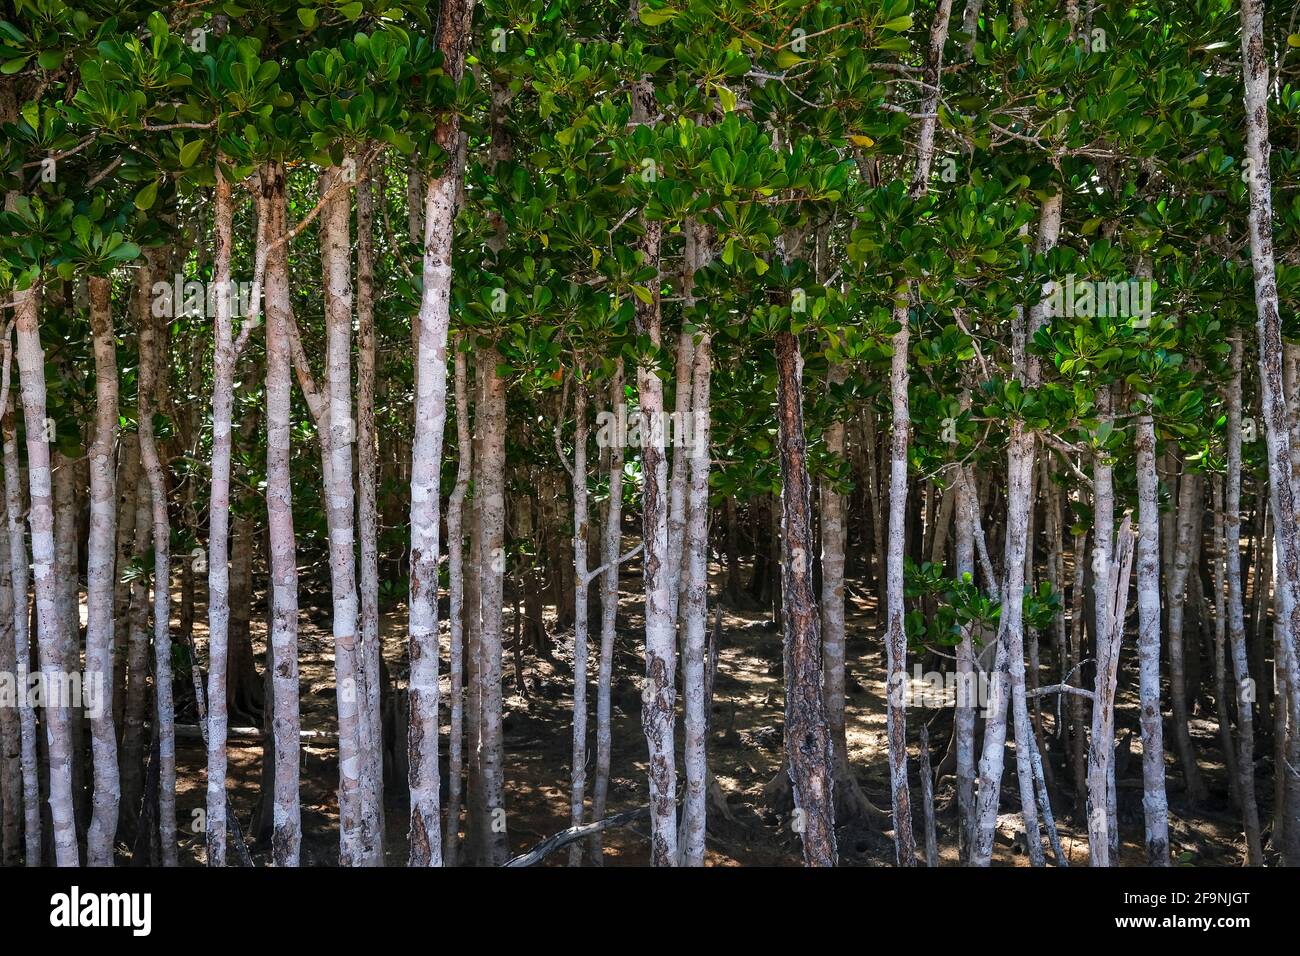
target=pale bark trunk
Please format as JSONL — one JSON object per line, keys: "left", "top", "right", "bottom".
{"left": 1211, "top": 478, "right": 1240, "bottom": 811}
{"left": 667, "top": 332, "right": 693, "bottom": 626}
{"left": 2, "top": 336, "right": 39, "bottom": 864}
{"left": 971, "top": 193, "right": 1061, "bottom": 867}
{"left": 1088, "top": 517, "right": 1135, "bottom": 867}
{"left": 318, "top": 163, "right": 366, "bottom": 866}
{"left": 884, "top": 306, "right": 916, "bottom": 866}
{"left": 477, "top": 348, "right": 509, "bottom": 865}
{"left": 355, "top": 174, "right": 384, "bottom": 863}
{"left": 954, "top": 459, "right": 977, "bottom": 861}
{"left": 136, "top": 251, "right": 177, "bottom": 867}
{"left": 1240, "top": 0, "right": 1300, "bottom": 863}
{"left": 1168, "top": 463, "right": 1207, "bottom": 803}
{"left": 407, "top": 0, "right": 475, "bottom": 866}
{"left": 262, "top": 162, "right": 301, "bottom": 866}
{"left": 1134, "top": 409, "right": 1170, "bottom": 864}
{"left": 563, "top": 369, "right": 591, "bottom": 865}
{"left": 444, "top": 344, "right": 471, "bottom": 865}
{"left": 1092, "top": 385, "right": 1120, "bottom": 863}
{"left": 682, "top": 331, "right": 711, "bottom": 866}
{"left": 822, "top": 362, "right": 863, "bottom": 820}
{"left": 121, "top": 471, "right": 151, "bottom": 837}
{"left": 589, "top": 363, "right": 625, "bottom": 864}
{"left": 632, "top": 63, "right": 679, "bottom": 865}
{"left": 1225, "top": 332, "right": 1263, "bottom": 863}
{"left": 86, "top": 274, "right": 120, "bottom": 867}
{"left": 13, "top": 282, "right": 78, "bottom": 865}
{"left": 204, "top": 167, "right": 237, "bottom": 866}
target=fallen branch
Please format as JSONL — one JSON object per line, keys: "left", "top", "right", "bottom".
{"left": 1027, "top": 682, "right": 1095, "bottom": 701}
{"left": 504, "top": 806, "right": 650, "bottom": 867}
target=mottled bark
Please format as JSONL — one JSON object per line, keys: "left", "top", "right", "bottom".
{"left": 773, "top": 331, "right": 836, "bottom": 867}
{"left": 86, "top": 274, "right": 120, "bottom": 867}
{"left": 1134, "top": 409, "right": 1169, "bottom": 865}
{"left": 13, "top": 282, "right": 78, "bottom": 866}
{"left": 262, "top": 163, "right": 301, "bottom": 866}
{"left": 1225, "top": 332, "right": 1263, "bottom": 863}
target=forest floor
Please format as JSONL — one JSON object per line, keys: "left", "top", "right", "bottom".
{"left": 168, "top": 558, "right": 1262, "bottom": 867}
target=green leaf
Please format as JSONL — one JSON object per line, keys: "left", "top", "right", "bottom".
{"left": 178, "top": 140, "right": 204, "bottom": 168}
{"left": 134, "top": 180, "right": 160, "bottom": 211}
{"left": 639, "top": 7, "right": 677, "bottom": 26}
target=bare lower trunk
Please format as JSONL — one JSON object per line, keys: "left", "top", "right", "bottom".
{"left": 204, "top": 167, "right": 238, "bottom": 866}
{"left": 2, "top": 338, "right": 39, "bottom": 863}
{"left": 563, "top": 370, "right": 591, "bottom": 865}
{"left": 1168, "top": 464, "right": 1206, "bottom": 803}
{"left": 477, "top": 348, "right": 509, "bottom": 865}
{"left": 355, "top": 174, "right": 384, "bottom": 863}
{"left": 589, "top": 363, "right": 625, "bottom": 864}
{"left": 1239, "top": 0, "right": 1300, "bottom": 863}
{"left": 86, "top": 275, "right": 120, "bottom": 867}
{"left": 13, "top": 282, "right": 78, "bottom": 866}
{"left": 884, "top": 306, "right": 916, "bottom": 866}
{"left": 262, "top": 163, "right": 301, "bottom": 866}
{"left": 681, "top": 332, "right": 712, "bottom": 866}
{"left": 1134, "top": 411, "right": 1170, "bottom": 864}
{"left": 1088, "top": 517, "right": 1135, "bottom": 867}
{"left": 444, "top": 344, "right": 471, "bottom": 865}
{"left": 773, "top": 331, "right": 836, "bottom": 867}
{"left": 1225, "top": 332, "right": 1263, "bottom": 863}
{"left": 136, "top": 252, "right": 177, "bottom": 867}
{"left": 319, "top": 164, "right": 365, "bottom": 866}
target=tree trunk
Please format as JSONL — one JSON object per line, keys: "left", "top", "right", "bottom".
{"left": 2, "top": 337, "right": 39, "bottom": 864}
{"left": 86, "top": 274, "right": 121, "bottom": 867}
{"left": 355, "top": 174, "right": 384, "bottom": 863}
{"left": 773, "top": 331, "right": 836, "bottom": 867}
{"left": 1134, "top": 409, "right": 1170, "bottom": 864}
{"left": 1239, "top": 0, "right": 1300, "bottom": 864}
{"left": 681, "top": 330, "right": 712, "bottom": 866}
{"left": 13, "top": 281, "right": 78, "bottom": 866}
{"left": 261, "top": 162, "right": 301, "bottom": 866}
{"left": 444, "top": 344, "right": 471, "bottom": 865}
{"left": 589, "top": 363, "right": 625, "bottom": 864}
{"left": 1225, "top": 331, "right": 1263, "bottom": 863}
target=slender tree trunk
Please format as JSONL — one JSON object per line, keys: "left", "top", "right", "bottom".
{"left": 563, "top": 368, "right": 591, "bottom": 865}
{"left": 1225, "top": 331, "right": 1263, "bottom": 863}
{"left": 355, "top": 174, "right": 384, "bottom": 864}
{"left": 631, "top": 60, "right": 679, "bottom": 865}
{"left": 1168, "top": 464, "right": 1207, "bottom": 803}
{"left": 204, "top": 166, "right": 238, "bottom": 867}
{"left": 444, "top": 344, "right": 471, "bottom": 865}
{"left": 13, "top": 282, "right": 78, "bottom": 866}
{"left": 477, "top": 348, "right": 509, "bottom": 865}
{"left": 589, "top": 363, "right": 625, "bottom": 864}
{"left": 318, "top": 163, "right": 366, "bottom": 866}
{"left": 1211, "top": 478, "right": 1241, "bottom": 810}
{"left": 1239, "top": 0, "right": 1300, "bottom": 864}
{"left": 1088, "top": 517, "right": 1135, "bottom": 867}
{"left": 2, "top": 337, "right": 39, "bottom": 864}
{"left": 136, "top": 252, "right": 177, "bottom": 867}
{"left": 954, "top": 460, "right": 977, "bottom": 861}
{"left": 406, "top": 0, "right": 475, "bottom": 867}
{"left": 85, "top": 274, "right": 120, "bottom": 867}
{"left": 773, "top": 331, "right": 836, "bottom": 867}
{"left": 1134, "top": 409, "right": 1170, "bottom": 864}
{"left": 682, "top": 329, "right": 712, "bottom": 866}
{"left": 261, "top": 162, "right": 301, "bottom": 866}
